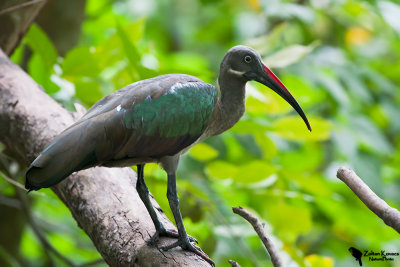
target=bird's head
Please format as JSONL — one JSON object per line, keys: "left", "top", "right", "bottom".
{"left": 221, "top": 45, "right": 312, "bottom": 131}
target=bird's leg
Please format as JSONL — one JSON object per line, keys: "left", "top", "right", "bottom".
{"left": 160, "top": 173, "right": 214, "bottom": 266}
{"left": 135, "top": 165, "right": 196, "bottom": 244}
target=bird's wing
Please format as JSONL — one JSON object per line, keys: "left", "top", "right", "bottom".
{"left": 26, "top": 74, "right": 217, "bottom": 190}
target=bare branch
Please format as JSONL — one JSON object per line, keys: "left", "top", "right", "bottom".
{"left": 337, "top": 166, "right": 400, "bottom": 234}
{"left": 228, "top": 259, "right": 242, "bottom": 267}
{"left": 0, "top": 0, "right": 46, "bottom": 54}
{"left": 232, "top": 206, "right": 283, "bottom": 267}
{"left": 15, "top": 186, "right": 77, "bottom": 266}
{"left": 0, "top": 0, "right": 45, "bottom": 16}
{"left": 0, "top": 49, "right": 210, "bottom": 266}
{"left": 0, "top": 171, "right": 28, "bottom": 191}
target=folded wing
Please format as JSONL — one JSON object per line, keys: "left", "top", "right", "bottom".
{"left": 26, "top": 74, "right": 217, "bottom": 190}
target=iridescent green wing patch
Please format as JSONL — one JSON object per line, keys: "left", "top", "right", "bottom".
{"left": 123, "top": 82, "right": 217, "bottom": 139}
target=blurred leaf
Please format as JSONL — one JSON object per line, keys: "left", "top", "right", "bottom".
{"left": 351, "top": 116, "right": 393, "bottom": 154}
{"left": 305, "top": 254, "right": 334, "bottom": 267}
{"left": 281, "top": 75, "right": 326, "bottom": 107}
{"left": 21, "top": 229, "right": 42, "bottom": 260}
{"left": 25, "top": 24, "right": 58, "bottom": 70}
{"left": 115, "top": 22, "right": 144, "bottom": 79}
{"left": 161, "top": 52, "right": 212, "bottom": 79}
{"left": 235, "top": 160, "right": 276, "bottom": 184}
{"left": 281, "top": 143, "right": 323, "bottom": 172}
{"left": 345, "top": 27, "right": 371, "bottom": 46}
{"left": 28, "top": 54, "right": 60, "bottom": 94}
{"left": 230, "top": 118, "right": 270, "bottom": 134}
{"left": 267, "top": 202, "right": 312, "bottom": 243}
{"left": 125, "top": 18, "right": 147, "bottom": 44}
{"left": 206, "top": 160, "right": 238, "bottom": 179}
{"left": 378, "top": 1, "right": 400, "bottom": 34}
{"left": 254, "top": 133, "right": 277, "bottom": 160}
{"left": 272, "top": 116, "right": 333, "bottom": 141}
{"left": 48, "top": 233, "right": 75, "bottom": 255}
{"left": 62, "top": 46, "right": 101, "bottom": 77}
{"left": 234, "top": 134, "right": 263, "bottom": 159}
{"left": 74, "top": 78, "right": 103, "bottom": 106}
{"left": 190, "top": 143, "right": 219, "bottom": 162}
{"left": 264, "top": 41, "right": 319, "bottom": 69}
{"left": 317, "top": 68, "right": 350, "bottom": 106}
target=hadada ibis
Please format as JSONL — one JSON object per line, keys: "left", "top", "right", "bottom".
{"left": 25, "top": 45, "right": 311, "bottom": 265}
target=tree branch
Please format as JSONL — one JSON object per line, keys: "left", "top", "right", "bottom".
{"left": 0, "top": 0, "right": 45, "bottom": 16}
{"left": 0, "top": 49, "right": 210, "bottom": 266}
{"left": 0, "top": 0, "right": 46, "bottom": 55}
{"left": 228, "top": 259, "right": 242, "bottom": 267}
{"left": 337, "top": 166, "right": 400, "bottom": 234}
{"left": 232, "top": 206, "right": 283, "bottom": 267}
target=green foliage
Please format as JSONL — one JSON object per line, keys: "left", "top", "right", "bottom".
{"left": 4, "top": 0, "right": 400, "bottom": 266}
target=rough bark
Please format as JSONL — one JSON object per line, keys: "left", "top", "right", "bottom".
{"left": 0, "top": 49, "right": 210, "bottom": 266}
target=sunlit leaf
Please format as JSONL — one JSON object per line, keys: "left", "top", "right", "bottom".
{"left": 161, "top": 52, "right": 211, "bottom": 78}
{"left": 281, "top": 143, "right": 323, "bottom": 172}
{"left": 305, "top": 254, "right": 334, "bottom": 267}
{"left": 62, "top": 46, "right": 101, "bottom": 77}
{"left": 125, "top": 18, "right": 147, "bottom": 44}
{"left": 74, "top": 78, "right": 103, "bottom": 106}
{"left": 28, "top": 54, "right": 60, "bottom": 94}
{"left": 264, "top": 41, "right": 319, "bottom": 68}
{"left": 254, "top": 133, "right": 277, "bottom": 159}
{"left": 345, "top": 27, "right": 371, "bottom": 46}
{"left": 116, "top": 22, "right": 143, "bottom": 79}
{"left": 230, "top": 118, "right": 270, "bottom": 134}
{"left": 206, "top": 160, "right": 238, "bottom": 179}
{"left": 21, "top": 229, "right": 42, "bottom": 260}
{"left": 272, "top": 116, "right": 333, "bottom": 141}
{"left": 235, "top": 160, "right": 276, "bottom": 184}
{"left": 190, "top": 143, "right": 219, "bottom": 161}
{"left": 25, "top": 24, "right": 58, "bottom": 70}
{"left": 267, "top": 202, "right": 312, "bottom": 243}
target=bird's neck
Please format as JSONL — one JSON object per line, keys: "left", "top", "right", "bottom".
{"left": 205, "top": 74, "right": 246, "bottom": 137}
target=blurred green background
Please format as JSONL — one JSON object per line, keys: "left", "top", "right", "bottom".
{"left": 1, "top": 0, "right": 400, "bottom": 266}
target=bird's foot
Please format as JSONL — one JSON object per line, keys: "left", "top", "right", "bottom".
{"left": 160, "top": 236, "right": 214, "bottom": 267}
{"left": 147, "top": 227, "right": 197, "bottom": 245}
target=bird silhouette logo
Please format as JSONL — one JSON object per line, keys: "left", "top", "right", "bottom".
{"left": 349, "top": 247, "right": 363, "bottom": 266}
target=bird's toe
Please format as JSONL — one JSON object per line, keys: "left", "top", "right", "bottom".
{"left": 159, "top": 237, "right": 214, "bottom": 266}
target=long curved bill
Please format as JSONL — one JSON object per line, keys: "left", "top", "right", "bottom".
{"left": 258, "top": 64, "right": 312, "bottom": 132}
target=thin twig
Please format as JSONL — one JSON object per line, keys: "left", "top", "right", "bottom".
{"left": 0, "top": 0, "right": 45, "bottom": 16}
{"left": 0, "top": 171, "right": 45, "bottom": 196}
{"left": 228, "top": 259, "right": 242, "bottom": 267}
{"left": 2, "top": 169, "right": 104, "bottom": 266}
{"left": 232, "top": 206, "right": 283, "bottom": 267}
{"left": 337, "top": 166, "right": 400, "bottom": 234}
{"left": 0, "top": 171, "right": 28, "bottom": 191}
{"left": 15, "top": 186, "right": 78, "bottom": 266}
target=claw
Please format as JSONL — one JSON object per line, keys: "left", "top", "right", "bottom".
{"left": 160, "top": 237, "right": 214, "bottom": 266}
{"left": 148, "top": 228, "right": 198, "bottom": 245}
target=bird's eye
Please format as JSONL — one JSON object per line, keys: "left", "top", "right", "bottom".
{"left": 244, "top": 55, "right": 252, "bottom": 63}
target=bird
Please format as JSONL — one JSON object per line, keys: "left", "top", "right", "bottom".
{"left": 25, "top": 45, "right": 311, "bottom": 265}
{"left": 349, "top": 247, "right": 363, "bottom": 266}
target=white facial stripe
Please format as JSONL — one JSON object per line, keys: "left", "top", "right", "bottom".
{"left": 228, "top": 68, "right": 246, "bottom": 76}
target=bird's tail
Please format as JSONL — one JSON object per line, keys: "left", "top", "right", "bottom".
{"left": 25, "top": 123, "right": 99, "bottom": 191}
